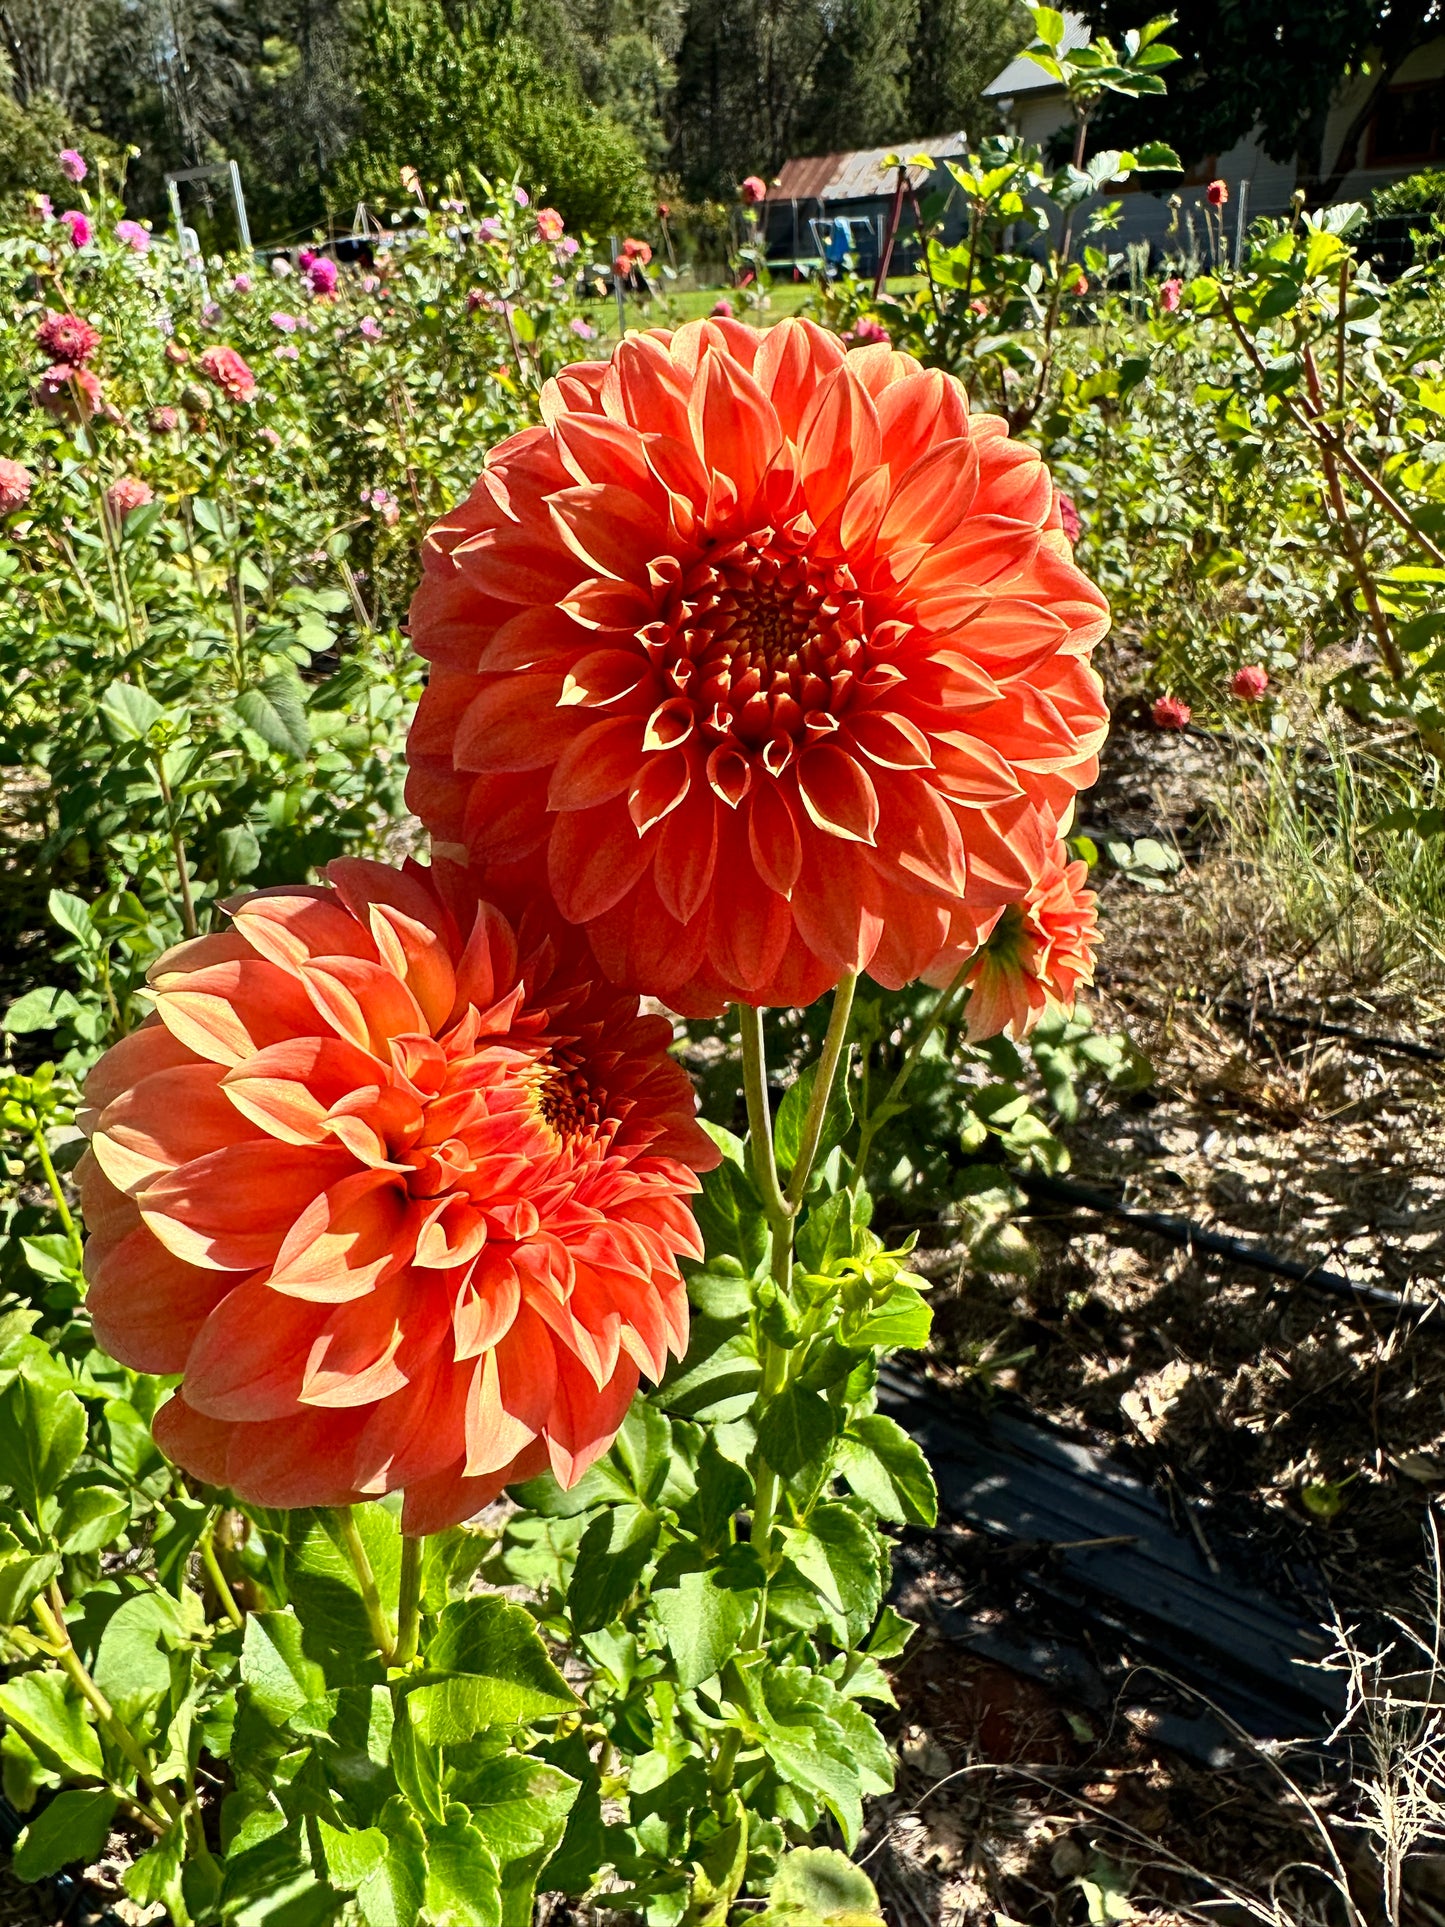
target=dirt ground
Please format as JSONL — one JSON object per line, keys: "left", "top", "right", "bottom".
{"left": 867, "top": 721, "right": 1445, "bottom": 1926}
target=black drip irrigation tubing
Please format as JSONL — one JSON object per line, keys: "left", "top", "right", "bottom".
{"left": 1211, "top": 996, "right": 1445, "bottom": 1066}
{"left": 1017, "top": 1170, "right": 1420, "bottom": 1312}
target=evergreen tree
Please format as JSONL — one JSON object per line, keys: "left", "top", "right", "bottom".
{"left": 906, "top": 0, "right": 1029, "bottom": 138}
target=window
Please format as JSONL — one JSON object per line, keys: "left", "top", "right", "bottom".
{"left": 1370, "top": 81, "right": 1445, "bottom": 166}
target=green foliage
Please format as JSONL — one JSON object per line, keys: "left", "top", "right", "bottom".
{"left": 336, "top": 0, "right": 653, "bottom": 232}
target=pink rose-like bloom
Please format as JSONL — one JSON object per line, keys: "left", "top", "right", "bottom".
{"left": 1160, "top": 277, "right": 1182, "bottom": 312}
{"left": 1057, "top": 492, "right": 1083, "bottom": 543}
{"left": 513, "top": 185, "right": 529, "bottom": 207}
{"left": 274, "top": 343, "right": 300, "bottom": 360}
{"left": 232, "top": 271, "right": 253, "bottom": 292}
{"left": 1207, "top": 179, "right": 1228, "bottom": 208}
{"left": 849, "top": 316, "right": 888, "bottom": 345}
{"left": 116, "top": 220, "right": 150, "bottom": 253}
{"left": 58, "top": 149, "right": 86, "bottom": 183}
{"left": 362, "top": 275, "right": 379, "bottom": 293}
{"left": 0, "top": 459, "right": 33, "bottom": 513}
{"left": 297, "top": 249, "right": 316, "bottom": 270}
{"left": 1151, "top": 694, "right": 1192, "bottom": 732}
{"left": 1230, "top": 664, "right": 1269, "bottom": 700}
{"left": 35, "top": 362, "right": 102, "bottom": 420}
{"left": 270, "top": 311, "right": 298, "bottom": 333}
{"left": 741, "top": 175, "right": 767, "bottom": 205}
{"left": 149, "top": 406, "right": 179, "bottom": 434}
{"left": 61, "top": 210, "right": 91, "bottom": 249}
{"left": 363, "top": 485, "right": 401, "bottom": 526}
{"left": 37, "top": 310, "right": 101, "bottom": 365}
{"left": 479, "top": 217, "right": 503, "bottom": 242}
{"left": 198, "top": 343, "right": 257, "bottom": 403}
{"left": 569, "top": 317, "right": 596, "bottom": 339}
{"left": 306, "top": 256, "right": 338, "bottom": 297}
{"left": 105, "top": 476, "right": 153, "bottom": 522}
{"left": 359, "top": 316, "right": 382, "bottom": 339}
{"left": 711, "top": 298, "right": 734, "bottom": 317}
{"left": 165, "top": 341, "right": 189, "bottom": 365}
{"left": 560, "top": 235, "right": 579, "bottom": 258}
{"left": 536, "top": 208, "right": 564, "bottom": 242}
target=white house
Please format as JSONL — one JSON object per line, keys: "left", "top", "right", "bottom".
{"left": 983, "top": 12, "right": 1445, "bottom": 260}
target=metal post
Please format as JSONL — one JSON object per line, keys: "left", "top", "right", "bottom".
{"left": 1234, "top": 178, "right": 1250, "bottom": 269}
{"left": 228, "top": 160, "right": 253, "bottom": 256}
{"left": 610, "top": 233, "right": 626, "bottom": 337}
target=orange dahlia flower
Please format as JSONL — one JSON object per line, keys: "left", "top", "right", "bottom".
{"left": 926, "top": 827, "right": 1099, "bottom": 1041}
{"left": 78, "top": 858, "right": 715, "bottom": 1534}
{"left": 407, "top": 317, "right": 1109, "bottom": 1014}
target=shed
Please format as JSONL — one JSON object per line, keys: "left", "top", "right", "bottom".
{"left": 757, "top": 134, "right": 971, "bottom": 271}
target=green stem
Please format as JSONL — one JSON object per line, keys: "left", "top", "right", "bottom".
{"left": 31, "top": 1589, "right": 179, "bottom": 1828}
{"left": 30, "top": 1126, "right": 81, "bottom": 1265}
{"left": 199, "top": 1514, "right": 245, "bottom": 1632}
{"left": 737, "top": 1004, "right": 790, "bottom": 1231}
{"left": 783, "top": 973, "right": 856, "bottom": 1213}
{"left": 854, "top": 955, "right": 977, "bottom": 1180}
{"left": 336, "top": 1506, "right": 395, "bottom": 1664}
{"left": 152, "top": 752, "right": 199, "bottom": 941}
{"left": 393, "top": 1533, "right": 423, "bottom": 1668}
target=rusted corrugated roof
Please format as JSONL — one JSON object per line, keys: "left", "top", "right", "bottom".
{"left": 766, "top": 133, "right": 969, "bottom": 204}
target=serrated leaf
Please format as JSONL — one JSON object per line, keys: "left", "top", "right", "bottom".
{"left": 0, "top": 1671, "right": 103, "bottom": 1779}
{"left": 0, "top": 1376, "right": 86, "bottom": 1513}
{"left": 780, "top": 1504, "right": 882, "bottom": 1644}
{"left": 14, "top": 1788, "right": 117, "bottom": 1880}
{"left": 652, "top": 1559, "right": 755, "bottom": 1690}
{"left": 420, "top": 1595, "right": 577, "bottom": 1723}
{"left": 756, "top": 1382, "right": 840, "bottom": 1480}
{"left": 2, "top": 986, "right": 81, "bottom": 1034}
{"left": 567, "top": 1503, "right": 659, "bottom": 1634}
{"left": 837, "top": 1416, "right": 937, "bottom": 1526}
{"left": 236, "top": 671, "right": 310, "bottom": 758}
{"left": 775, "top": 1059, "right": 853, "bottom": 1178}
{"left": 240, "top": 1609, "right": 328, "bottom": 1725}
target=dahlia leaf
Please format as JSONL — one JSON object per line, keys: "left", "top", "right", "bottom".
{"left": 0, "top": 1376, "right": 86, "bottom": 1513}
{"left": 54, "top": 1483, "right": 130, "bottom": 1555}
{"left": 683, "top": 1434, "right": 753, "bottom": 1554}
{"left": 756, "top": 1382, "right": 840, "bottom": 1483}
{"left": 317, "top": 1821, "right": 388, "bottom": 1890}
{"left": 12, "top": 1787, "right": 117, "bottom": 1881}
{"left": 0, "top": 1670, "right": 102, "bottom": 1780}
{"left": 836, "top": 1417, "right": 938, "bottom": 1528}
{"left": 420, "top": 1596, "right": 577, "bottom": 1724}
{"left": 236, "top": 671, "right": 311, "bottom": 761}
{"left": 422, "top": 1811, "right": 503, "bottom": 1927}
{"left": 450, "top": 1755, "right": 579, "bottom": 1867}
{"left": 93, "top": 1590, "right": 190, "bottom": 1722}
{"left": 779, "top": 1505, "right": 882, "bottom": 1647}
{"left": 774, "top": 1062, "right": 854, "bottom": 1184}
{"left": 392, "top": 1698, "right": 447, "bottom": 1821}
{"left": 693, "top": 1157, "right": 769, "bottom": 1277}
{"left": 610, "top": 1402, "right": 673, "bottom": 1508}
{"left": 840, "top": 1284, "right": 932, "bottom": 1354}
{"left": 653, "top": 1558, "right": 757, "bottom": 1692}
{"left": 240, "top": 1609, "right": 330, "bottom": 1727}
{"left": 759, "top": 1846, "right": 884, "bottom": 1925}
{"left": 568, "top": 1503, "right": 660, "bottom": 1634}
{"left": 659, "top": 1319, "right": 760, "bottom": 1423}
{"left": 0, "top": 1542, "right": 61, "bottom": 1624}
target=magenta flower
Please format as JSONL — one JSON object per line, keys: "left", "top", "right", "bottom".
{"left": 478, "top": 217, "right": 503, "bottom": 242}
{"left": 274, "top": 343, "right": 300, "bottom": 360}
{"left": 1160, "top": 277, "right": 1182, "bottom": 313}
{"left": 297, "top": 248, "right": 316, "bottom": 269}
{"left": 232, "top": 271, "right": 253, "bottom": 292}
{"left": 116, "top": 220, "right": 150, "bottom": 253}
{"left": 270, "top": 311, "right": 298, "bottom": 333}
{"left": 61, "top": 210, "right": 91, "bottom": 249}
{"left": 359, "top": 316, "right": 381, "bottom": 338}
{"left": 306, "top": 257, "right": 338, "bottom": 297}
{"left": 513, "top": 185, "right": 529, "bottom": 207}
{"left": 57, "top": 149, "right": 86, "bottom": 183}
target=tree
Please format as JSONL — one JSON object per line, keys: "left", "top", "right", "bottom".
{"left": 1089, "top": 0, "right": 1445, "bottom": 201}
{"left": 906, "top": 0, "right": 1030, "bottom": 139}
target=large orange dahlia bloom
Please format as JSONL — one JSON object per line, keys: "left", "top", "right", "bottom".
{"left": 407, "top": 317, "right": 1109, "bottom": 1014}
{"left": 77, "top": 859, "right": 715, "bottom": 1534}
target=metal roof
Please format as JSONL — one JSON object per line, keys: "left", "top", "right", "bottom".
{"left": 766, "top": 133, "right": 970, "bottom": 204}
{"left": 983, "top": 12, "right": 1091, "bottom": 96}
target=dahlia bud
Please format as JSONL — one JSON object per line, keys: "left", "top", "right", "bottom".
{"left": 1229, "top": 664, "right": 1269, "bottom": 701}
{"left": 1151, "top": 694, "right": 1191, "bottom": 731}
{"left": 1206, "top": 179, "right": 1228, "bottom": 208}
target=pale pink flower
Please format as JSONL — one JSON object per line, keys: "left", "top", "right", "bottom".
{"left": 274, "top": 343, "right": 300, "bottom": 360}
{"left": 149, "top": 406, "right": 179, "bottom": 434}
{"left": 105, "top": 476, "right": 153, "bottom": 522}
{"left": 1160, "top": 277, "right": 1182, "bottom": 312}
{"left": 848, "top": 316, "right": 888, "bottom": 345}
{"left": 115, "top": 220, "right": 150, "bottom": 253}
{"left": 536, "top": 207, "right": 564, "bottom": 242}
{"left": 232, "top": 271, "right": 253, "bottom": 292}
{"left": 359, "top": 316, "right": 382, "bottom": 339}
{"left": 270, "top": 311, "right": 298, "bottom": 332}
{"left": 569, "top": 317, "right": 595, "bottom": 339}
{"left": 513, "top": 185, "right": 529, "bottom": 207}
{"left": 0, "top": 459, "right": 33, "bottom": 512}
{"left": 710, "top": 297, "right": 733, "bottom": 317}
{"left": 57, "top": 149, "right": 86, "bottom": 183}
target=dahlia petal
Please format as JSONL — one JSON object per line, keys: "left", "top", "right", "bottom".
{"left": 747, "top": 780, "right": 803, "bottom": 896}
{"left": 976, "top": 437, "right": 1054, "bottom": 524}
{"left": 545, "top": 1352, "right": 640, "bottom": 1489}
{"left": 92, "top": 1061, "right": 267, "bottom": 1196}
{"left": 299, "top": 1272, "right": 446, "bottom": 1408}
{"left": 790, "top": 839, "right": 885, "bottom": 976}
{"left": 629, "top": 746, "right": 693, "bottom": 833}
{"left": 267, "top": 1170, "right": 416, "bottom": 1300}
{"left": 84, "top": 1222, "right": 231, "bottom": 1373}
{"left": 796, "top": 744, "right": 880, "bottom": 845}
{"left": 139, "top": 1144, "right": 354, "bottom": 1272}
{"left": 79, "top": 1019, "right": 193, "bottom": 1127}
{"left": 449, "top": 899, "right": 519, "bottom": 1025}
{"left": 797, "top": 365, "right": 881, "bottom": 524}
{"left": 549, "top": 796, "right": 654, "bottom": 922}
{"left": 456, "top": 530, "right": 585, "bottom": 605}
{"left": 355, "top": 1353, "right": 479, "bottom": 1491}
{"left": 875, "top": 369, "right": 969, "bottom": 479}
{"left": 399, "top": 1438, "right": 550, "bottom": 1536}
{"left": 184, "top": 1280, "right": 333, "bottom": 1420}
{"left": 878, "top": 438, "right": 980, "bottom": 552}
{"left": 76, "top": 1148, "right": 140, "bottom": 1245}
{"left": 708, "top": 867, "right": 793, "bottom": 995}
{"left": 848, "top": 710, "right": 934, "bottom": 771}
{"left": 548, "top": 715, "right": 646, "bottom": 811}
{"left": 452, "top": 675, "right": 578, "bottom": 774}
{"left": 229, "top": 889, "right": 379, "bottom": 972}
{"left": 459, "top": 770, "right": 552, "bottom": 864}
{"left": 550, "top": 483, "right": 668, "bottom": 579}
{"left": 654, "top": 788, "right": 719, "bottom": 924}
{"left": 554, "top": 410, "right": 658, "bottom": 495}
{"left": 558, "top": 647, "right": 649, "bottom": 709}
{"left": 224, "top": 1404, "right": 372, "bottom": 1510}
{"left": 755, "top": 316, "right": 844, "bottom": 438}
{"left": 152, "top": 1391, "right": 234, "bottom": 1490}
{"left": 687, "top": 345, "right": 781, "bottom": 502}
{"left": 299, "top": 955, "right": 427, "bottom": 1056}
{"left": 453, "top": 1247, "right": 522, "bottom": 1358}
{"left": 152, "top": 956, "right": 324, "bottom": 1067}
{"left": 932, "top": 731, "right": 1028, "bottom": 804}
{"left": 221, "top": 1035, "right": 389, "bottom": 1145}
{"left": 613, "top": 334, "right": 694, "bottom": 442}
{"left": 586, "top": 877, "right": 710, "bottom": 1000}
{"left": 466, "top": 1304, "right": 558, "bottom": 1477}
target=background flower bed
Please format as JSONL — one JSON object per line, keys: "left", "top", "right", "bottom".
{"left": 2, "top": 115, "right": 1445, "bottom": 1926}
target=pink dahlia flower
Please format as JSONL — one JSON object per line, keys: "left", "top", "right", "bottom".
{"left": 0, "top": 458, "right": 33, "bottom": 512}
{"left": 1151, "top": 694, "right": 1191, "bottom": 731}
